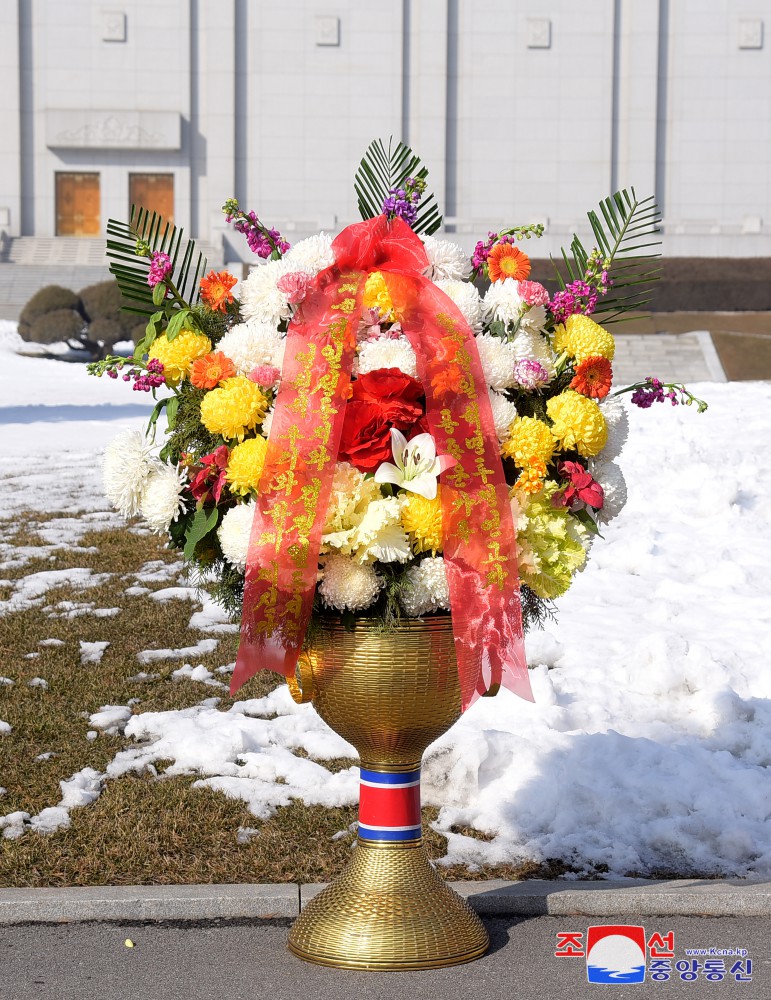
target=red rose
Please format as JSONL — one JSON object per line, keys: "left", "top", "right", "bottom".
{"left": 338, "top": 368, "right": 424, "bottom": 471}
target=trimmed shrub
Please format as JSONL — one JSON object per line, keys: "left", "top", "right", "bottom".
{"left": 28, "top": 308, "right": 86, "bottom": 345}
{"left": 79, "top": 280, "right": 137, "bottom": 341}
{"left": 19, "top": 285, "right": 84, "bottom": 340}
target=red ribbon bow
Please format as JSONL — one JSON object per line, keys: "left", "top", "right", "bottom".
{"left": 232, "top": 215, "right": 532, "bottom": 710}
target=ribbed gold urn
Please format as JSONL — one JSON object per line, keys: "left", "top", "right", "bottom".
{"left": 286, "top": 615, "right": 489, "bottom": 970}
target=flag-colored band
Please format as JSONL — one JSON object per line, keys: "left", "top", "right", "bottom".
{"left": 358, "top": 766, "right": 422, "bottom": 842}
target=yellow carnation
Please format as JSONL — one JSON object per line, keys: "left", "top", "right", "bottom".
{"left": 147, "top": 329, "right": 212, "bottom": 384}
{"left": 502, "top": 416, "right": 556, "bottom": 468}
{"left": 546, "top": 390, "right": 607, "bottom": 458}
{"left": 362, "top": 271, "right": 394, "bottom": 318}
{"left": 225, "top": 436, "right": 269, "bottom": 495}
{"left": 200, "top": 376, "right": 269, "bottom": 441}
{"left": 552, "top": 314, "right": 615, "bottom": 363}
{"left": 401, "top": 489, "right": 443, "bottom": 555}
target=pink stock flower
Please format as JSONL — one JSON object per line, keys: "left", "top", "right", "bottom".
{"left": 276, "top": 271, "right": 312, "bottom": 304}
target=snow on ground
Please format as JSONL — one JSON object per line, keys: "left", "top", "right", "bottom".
{"left": 1, "top": 323, "right": 770, "bottom": 876}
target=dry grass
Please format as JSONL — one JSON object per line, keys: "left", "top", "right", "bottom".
{"left": 0, "top": 513, "right": 557, "bottom": 887}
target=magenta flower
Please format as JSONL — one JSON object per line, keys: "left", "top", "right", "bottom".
{"left": 147, "top": 252, "right": 172, "bottom": 288}
{"left": 512, "top": 359, "right": 550, "bottom": 391}
{"left": 248, "top": 364, "right": 281, "bottom": 388}
{"left": 553, "top": 461, "right": 604, "bottom": 511}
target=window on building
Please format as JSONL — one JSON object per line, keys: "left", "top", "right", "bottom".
{"left": 129, "top": 174, "right": 174, "bottom": 225}
{"left": 55, "top": 173, "right": 101, "bottom": 236}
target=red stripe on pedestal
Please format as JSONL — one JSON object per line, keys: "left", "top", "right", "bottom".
{"left": 359, "top": 782, "right": 421, "bottom": 830}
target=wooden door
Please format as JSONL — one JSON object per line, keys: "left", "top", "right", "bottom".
{"left": 129, "top": 174, "right": 174, "bottom": 225}
{"left": 55, "top": 173, "right": 101, "bottom": 236}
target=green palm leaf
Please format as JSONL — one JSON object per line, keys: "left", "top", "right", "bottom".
{"left": 354, "top": 138, "right": 443, "bottom": 236}
{"left": 553, "top": 189, "right": 662, "bottom": 323}
{"left": 106, "top": 206, "right": 208, "bottom": 317}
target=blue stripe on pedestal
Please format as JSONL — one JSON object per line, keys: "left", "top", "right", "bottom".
{"left": 357, "top": 823, "right": 423, "bottom": 842}
{"left": 359, "top": 767, "right": 421, "bottom": 786}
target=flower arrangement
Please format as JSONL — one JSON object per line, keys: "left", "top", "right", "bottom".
{"left": 92, "top": 139, "right": 705, "bottom": 703}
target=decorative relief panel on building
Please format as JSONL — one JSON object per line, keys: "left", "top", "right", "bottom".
{"left": 101, "top": 10, "right": 127, "bottom": 42}
{"left": 315, "top": 16, "right": 340, "bottom": 46}
{"left": 738, "top": 18, "right": 763, "bottom": 49}
{"left": 526, "top": 18, "right": 551, "bottom": 49}
{"left": 45, "top": 110, "right": 182, "bottom": 150}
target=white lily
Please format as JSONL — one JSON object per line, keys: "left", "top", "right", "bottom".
{"left": 374, "top": 429, "right": 456, "bottom": 500}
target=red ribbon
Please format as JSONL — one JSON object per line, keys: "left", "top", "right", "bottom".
{"left": 232, "top": 215, "right": 532, "bottom": 709}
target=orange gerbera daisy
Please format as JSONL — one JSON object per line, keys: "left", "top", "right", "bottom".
{"left": 487, "top": 243, "right": 531, "bottom": 283}
{"left": 570, "top": 355, "right": 613, "bottom": 399}
{"left": 190, "top": 351, "right": 237, "bottom": 390}
{"left": 200, "top": 270, "right": 238, "bottom": 312}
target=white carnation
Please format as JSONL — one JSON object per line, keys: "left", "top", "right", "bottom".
{"left": 511, "top": 327, "right": 556, "bottom": 381}
{"left": 422, "top": 236, "right": 471, "bottom": 281}
{"left": 140, "top": 463, "right": 187, "bottom": 534}
{"left": 355, "top": 336, "right": 418, "bottom": 379}
{"left": 218, "top": 501, "right": 255, "bottom": 569}
{"left": 589, "top": 459, "right": 628, "bottom": 523}
{"left": 474, "top": 333, "right": 517, "bottom": 390}
{"left": 353, "top": 497, "right": 411, "bottom": 564}
{"left": 218, "top": 322, "right": 285, "bottom": 375}
{"left": 598, "top": 395, "right": 629, "bottom": 461}
{"left": 239, "top": 257, "right": 292, "bottom": 327}
{"left": 488, "top": 390, "right": 518, "bottom": 443}
{"left": 435, "top": 279, "right": 483, "bottom": 332}
{"left": 399, "top": 556, "right": 450, "bottom": 616}
{"left": 318, "top": 555, "right": 382, "bottom": 612}
{"left": 283, "top": 233, "right": 334, "bottom": 277}
{"left": 103, "top": 429, "right": 156, "bottom": 518}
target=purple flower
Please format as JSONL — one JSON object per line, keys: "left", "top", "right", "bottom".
{"left": 382, "top": 176, "right": 425, "bottom": 229}
{"left": 147, "top": 252, "right": 172, "bottom": 288}
{"left": 630, "top": 377, "right": 668, "bottom": 409}
{"left": 512, "top": 359, "right": 550, "bottom": 390}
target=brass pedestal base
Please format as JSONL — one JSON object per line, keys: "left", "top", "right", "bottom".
{"left": 287, "top": 841, "right": 489, "bottom": 970}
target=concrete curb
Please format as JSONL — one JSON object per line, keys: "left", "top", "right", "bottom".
{"left": 2, "top": 879, "right": 770, "bottom": 924}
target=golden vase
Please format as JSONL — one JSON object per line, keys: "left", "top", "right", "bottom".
{"left": 286, "top": 615, "right": 489, "bottom": 970}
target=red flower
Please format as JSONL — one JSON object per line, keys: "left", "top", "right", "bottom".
{"left": 189, "top": 445, "right": 230, "bottom": 504}
{"left": 338, "top": 368, "right": 424, "bottom": 471}
{"left": 553, "top": 460, "right": 604, "bottom": 511}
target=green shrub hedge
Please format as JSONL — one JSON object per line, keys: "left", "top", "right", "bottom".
{"left": 28, "top": 308, "right": 86, "bottom": 345}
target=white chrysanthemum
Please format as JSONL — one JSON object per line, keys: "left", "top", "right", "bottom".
{"left": 589, "top": 459, "right": 628, "bottom": 523}
{"left": 318, "top": 555, "right": 382, "bottom": 612}
{"left": 422, "top": 236, "right": 472, "bottom": 281}
{"left": 218, "top": 322, "right": 285, "bottom": 375}
{"left": 282, "top": 232, "right": 334, "bottom": 277}
{"left": 488, "top": 390, "right": 519, "bottom": 444}
{"left": 598, "top": 395, "right": 629, "bottom": 461}
{"left": 474, "top": 333, "right": 517, "bottom": 390}
{"left": 399, "top": 556, "right": 450, "bottom": 616}
{"left": 511, "top": 327, "right": 556, "bottom": 381}
{"left": 355, "top": 335, "right": 419, "bottom": 379}
{"left": 140, "top": 463, "right": 187, "bottom": 534}
{"left": 103, "top": 429, "right": 156, "bottom": 518}
{"left": 435, "top": 279, "right": 483, "bottom": 332}
{"left": 239, "top": 257, "right": 292, "bottom": 327}
{"left": 261, "top": 404, "right": 275, "bottom": 438}
{"left": 483, "top": 278, "right": 526, "bottom": 326}
{"left": 218, "top": 501, "right": 255, "bottom": 569}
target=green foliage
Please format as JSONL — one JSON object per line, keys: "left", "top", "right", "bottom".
{"left": 158, "top": 380, "right": 220, "bottom": 465}
{"left": 105, "top": 206, "right": 208, "bottom": 318}
{"left": 354, "top": 138, "right": 443, "bottom": 236}
{"left": 28, "top": 308, "right": 86, "bottom": 345}
{"left": 554, "top": 189, "right": 662, "bottom": 323}
{"left": 520, "top": 585, "right": 557, "bottom": 635}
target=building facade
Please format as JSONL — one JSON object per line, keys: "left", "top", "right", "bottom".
{"left": 0, "top": 0, "right": 769, "bottom": 258}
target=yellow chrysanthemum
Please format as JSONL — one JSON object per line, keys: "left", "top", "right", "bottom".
{"left": 147, "top": 329, "right": 212, "bottom": 384}
{"left": 362, "top": 271, "right": 395, "bottom": 318}
{"left": 552, "top": 314, "right": 615, "bottom": 363}
{"left": 225, "top": 436, "right": 269, "bottom": 495}
{"left": 501, "top": 416, "right": 556, "bottom": 468}
{"left": 401, "top": 489, "right": 443, "bottom": 555}
{"left": 546, "top": 390, "right": 608, "bottom": 458}
{"left": 200, "top": 376, "right": 269, "bottom": 442}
